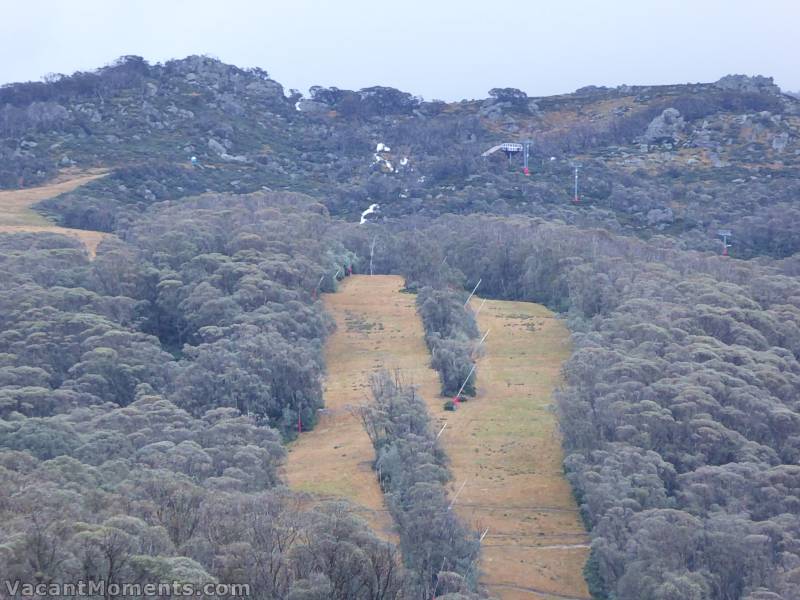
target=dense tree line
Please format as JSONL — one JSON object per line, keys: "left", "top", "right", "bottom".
{"left": 0, "top": 389, "right": 410, "bottom": 598}
{"left": 359, "top": 372, "right": 483, "bottom": 598}
{"left": 119, "top": 192, "right": 352, "bottom": 434}
{"left": 416, "top": 287, "right": 479, "bottom": 400}
{"left": 0, "top": 233, "right": 174, "bottom": 418}
{"left": 0, "top": 192, "right": 354, "bottom": 436}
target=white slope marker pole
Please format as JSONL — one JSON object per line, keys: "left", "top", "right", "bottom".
{"left": 448, "top": 479, "right": 468, "bottom": 510}
{"left": 369, "top": 235, "right": 378, "bottom": 276}
{"left": 471, "top": 329, "right": 489, "bottom": 360}
{"left": 313, "top": 273, "right": 325, "bottom": 298}
{"left": 462, "top": 528, "right": 491, "bottom": 585}
{"left": 474, "top": 298, "right": 487, "bottom": 317}
{"left": 464, "top": 278, "right": 482, "bottom": 307}
{"left": 436, "top": 422, "right": 448, "bottom": 439}
{"left": 454, "top": 362, "right": 477, "bottom": 402}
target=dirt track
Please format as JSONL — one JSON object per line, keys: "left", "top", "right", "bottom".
{"left": 284, "top": 275, "right": 588, "bottom": 598}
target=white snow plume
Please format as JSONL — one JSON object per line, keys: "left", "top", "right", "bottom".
{"left": 360, "top": 203, "right": 380, "bottom": 224}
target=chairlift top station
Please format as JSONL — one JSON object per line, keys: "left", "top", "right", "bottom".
{"left": 482, "top": 142, "right": 582, "bottom": 200}
{"left": 482, "top": 141, "right": 533, "bottom": 176}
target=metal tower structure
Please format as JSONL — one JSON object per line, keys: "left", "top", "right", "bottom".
{"left": 481, "top": 142, "right": 524, "bottom": 157}
{"left": 717, "top": 229, "right": 732, "bottom": 256}
{"left": 482, "top": 142, "right": 532, "bottom": 175}
{"left": 523, "top": 140, "right": 532, "bottom": 176}
{"left": 572, "top": 163, "right": 581, "bottom": 203}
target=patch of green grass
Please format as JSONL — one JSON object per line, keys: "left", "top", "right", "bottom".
{"left": 343, "top": 311, "right": 384, "bottom": 333}
{"left": 292, "top": 478, "right": 354, "bottom": 497}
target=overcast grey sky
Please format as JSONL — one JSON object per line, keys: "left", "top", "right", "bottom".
{"left": 1, "top": 0, "right": 798, "bottom": 100}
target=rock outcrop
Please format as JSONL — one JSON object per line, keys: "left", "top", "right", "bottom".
{"left": 644, "top": 108, "right": 685, "bottom": 144}
{"left": 715, "top": 74, "right": 781, "bottom": 95}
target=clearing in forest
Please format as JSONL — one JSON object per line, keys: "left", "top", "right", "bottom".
{"left": 0, "top": 169, "right": 109, "bottom": 257}
{"left": 285, "top": 274, "right": 589, "bottom": 599}
{"left": 285, "top": 274, "right": 442, "bottom": 540}
{"left": 442, "top": 298, "right": 591, "bottom": 600}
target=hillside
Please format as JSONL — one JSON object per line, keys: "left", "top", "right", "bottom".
{"left": 2, "top": 56, "right": 799, "bottom": 257}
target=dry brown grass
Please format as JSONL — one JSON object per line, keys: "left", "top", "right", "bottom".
{"left": 284, "top": 275, "right": 442, "bottom": 541}
{"left": 285, "top": 275, "right": 588, "bottom": 598}
{"left": 0, "top": 225, "right": 108, "bottom": 258}
{"left": 429, "top": 299, "right": 589, "bottom": 600}
{"left": 0, "top": 169, "right": 110, "bottom": 257}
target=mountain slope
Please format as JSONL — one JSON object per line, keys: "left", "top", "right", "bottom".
{"left": 2, "top": 56, "right": 799, "bottom": 257}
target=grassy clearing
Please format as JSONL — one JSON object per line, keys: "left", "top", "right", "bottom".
{"left": 0, "top": 169, "right": 110, "bottom": 257}
{"left": 284, "top": 275, "right": 442, "bottom": 542}
{"left": 432, "top": 299, "right": 590, "bottom": 600}
{"left": 285, "top": 275, "right": 588, "bottom": 598}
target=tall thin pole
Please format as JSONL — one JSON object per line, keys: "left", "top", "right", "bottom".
{"left": 523, "top": 141, "right": 531, "bottom": 175}
{"left": 313, "top": 273, "right": 325, "bottom": 299}
{"left": 369, "top": 236, "right": 378, "bottom": 276}
{"left": 471, "top": 329, "right": 489, "bottom": 359}
{"left": 464, "top": 279, "right": 482, "bottom": 306}
{"left": 474, "top": 298, "right": 487, "bottom": 317}
{"left": 462, "top": 528, "right": 490, "bottom": 586}
{"left": 454, "top": 362, "right": 477, "bottom": 403}
{"left": 447, "top": 480, "right": 468, "bottom": 510}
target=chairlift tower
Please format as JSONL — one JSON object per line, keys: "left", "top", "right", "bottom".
{"left": 572, "top": 162, "right": 581, "bottom": 203}
{"left": 523, "top": 140, "right": 532, "bottom": 176}
{"left": 717, "top": 229, "right": 732, "bottom": 256}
